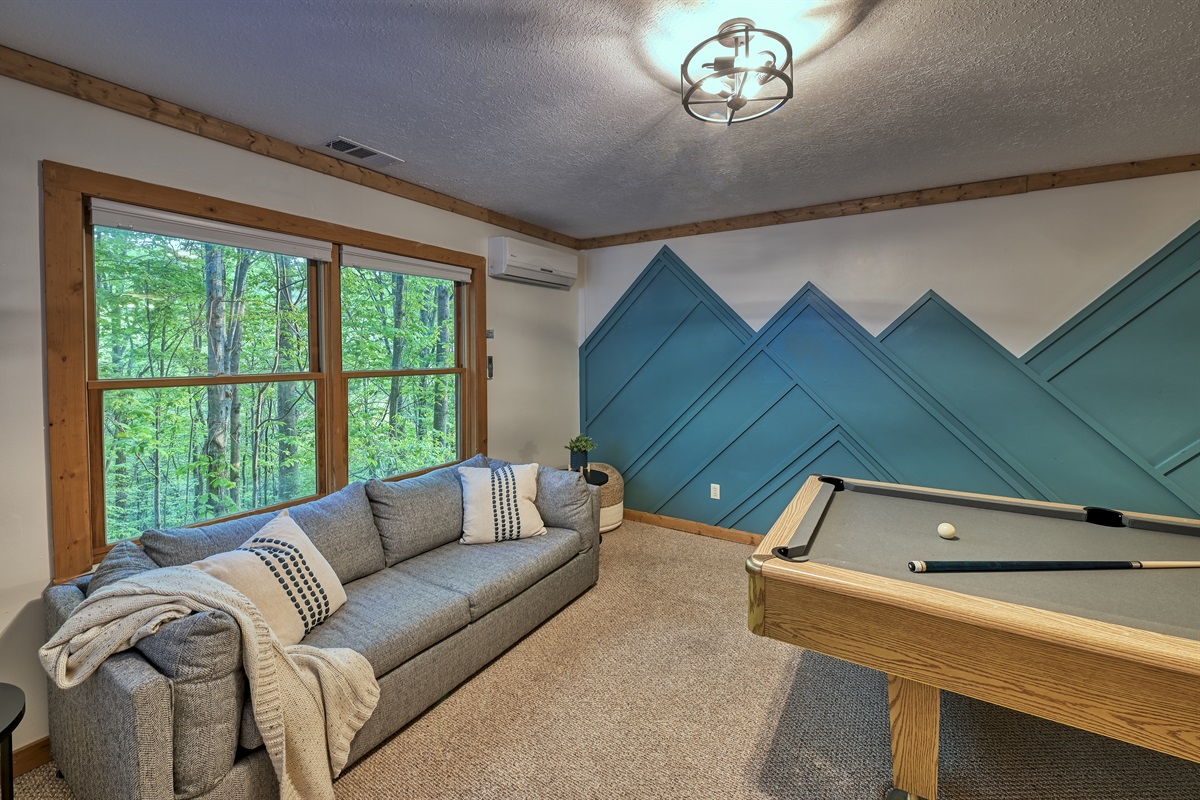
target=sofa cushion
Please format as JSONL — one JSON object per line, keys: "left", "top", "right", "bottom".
{"left": 298, "top": 568, "right": 470, "bottom": 677}
{"left": 366, "top": 466, "right": 466, "bottom": 565}
{"left": 391, "top": 528, "right": 582, "bottom": 621}
{"left": 459, "top": 463, "right": 546, "bottom": 544}
{"left": 86, "top": 540, "right": 159, "bottom": 597}
{"left": 190, "top": 511, "right": 347, "bottom": 646}
{"left": 140, "top": 482, "right": 386, "bottom": 584}
{"left": 534, "top": 467, "right": 595, "bottom": 535}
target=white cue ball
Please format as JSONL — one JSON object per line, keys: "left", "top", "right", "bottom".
{"left": 937, "top": 522, "right": 957, "bottom": 540}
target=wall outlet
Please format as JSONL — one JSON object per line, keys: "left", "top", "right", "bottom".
{"left": 710, "top": 483, "right": 720, "bottom": 500}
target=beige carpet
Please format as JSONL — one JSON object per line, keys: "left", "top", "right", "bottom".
{"left": 18, "top": 522, "right": 1200, "bottom": 799}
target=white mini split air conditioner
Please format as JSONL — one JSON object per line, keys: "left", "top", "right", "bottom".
{"left": 487, "top": 237, "right": 579, "bottom": 290}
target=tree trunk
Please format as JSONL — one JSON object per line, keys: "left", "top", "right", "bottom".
{"left": 203, "top": 244, "right": 232, "bottom": 515}
{"left": 276, "top": 255, "right": 300, "bottom": 499}
{"left": 227, "top": 253, "right": 250, "bottom": 506}
{"left": 387, "top": 273, "right": 405, "bottom": 430}
{"left": 433, "top": 282, "right": 451, "bottom": 435}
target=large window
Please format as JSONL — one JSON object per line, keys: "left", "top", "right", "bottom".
{"left": 43, "top": 163, "right": 486, "bottom": 575}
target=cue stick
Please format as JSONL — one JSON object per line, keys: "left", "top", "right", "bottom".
{"left": 908, "top": 560, "right": 1200, "bottom": 573}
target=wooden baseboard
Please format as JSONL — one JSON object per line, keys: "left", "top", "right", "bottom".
{"left": 623, "top": 508, "right": 763, "bottom": 546}
{"left": 14, "top": 736, "right": 52, "bottom": 777}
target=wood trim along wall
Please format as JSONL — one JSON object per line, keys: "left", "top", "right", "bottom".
{"left": 576, "top": 153, "right": 1200, "bottom": 249}
{"left": 0, "top": 45, "right": 580, "bottom": 250}
{"left": 5, "top": 45, "right": 1198, "bottom": 255}
{"left": 623, "top": 508, "right": 763, "bottom": 547}
{"left": 14, "top": 736, "right": 53, "bottom": 777}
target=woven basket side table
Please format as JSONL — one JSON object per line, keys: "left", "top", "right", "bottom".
{"left": 586, "top": 462, "right": 624, "bottom": 532}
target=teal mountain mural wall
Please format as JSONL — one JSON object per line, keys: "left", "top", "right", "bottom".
{"left": 579, "top": 221, "right": 1200, "bottom": 533}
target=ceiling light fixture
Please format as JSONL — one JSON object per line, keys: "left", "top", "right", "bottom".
{"left": 681, "top": 17, "right": 793, "bottom": 126}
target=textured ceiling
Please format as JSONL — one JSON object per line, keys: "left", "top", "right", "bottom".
{"left": 1, "top": 0, "right": 1197, "bottom": 239}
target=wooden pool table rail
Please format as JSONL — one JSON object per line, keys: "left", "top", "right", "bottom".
{"left": 747, "top": 475, "right": 1200, "bottom": 798}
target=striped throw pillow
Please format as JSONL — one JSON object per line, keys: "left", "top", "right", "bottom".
{"left": 458, "top": 463, "right": 546, "bottom": 544}
{"left": 190, "top": 510, "right": 347, "bottom": 645}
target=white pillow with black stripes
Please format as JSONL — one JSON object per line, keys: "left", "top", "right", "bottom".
{"left": 190, "top": 510, "right": 347, "bottom": 645}
{"left": 458, "top": 462, "right": 547, "bottom": 545}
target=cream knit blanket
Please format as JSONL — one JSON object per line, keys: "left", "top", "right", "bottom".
{"left": 40, "top": 565, "right": 380, "bottom": 800}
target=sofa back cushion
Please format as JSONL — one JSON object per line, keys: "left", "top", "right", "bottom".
{"left": 86, "top": 540, "right": 159, "bottom": 597}
{"left": 535, "top": 467, "right": 595, "bottom": 542}
{"left": 140, "top": 482, "right": 386, "bottom": 583}
{"left": 367, "top": 464, "right": 470, "bottom": 565}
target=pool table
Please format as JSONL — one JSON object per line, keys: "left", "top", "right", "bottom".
{"left": 746, "top": 475, "right": 1200, "bottom": 800}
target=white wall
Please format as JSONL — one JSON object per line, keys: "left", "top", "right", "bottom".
{"left": 583, "top": 172, "right": 1200, "bottom": 356}
{"left": 0, "top": 75, "right": 579, "bottom": 749}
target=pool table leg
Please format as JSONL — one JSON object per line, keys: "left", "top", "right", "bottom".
{"left": 887, "top": 674, "right": 939, "bottom": 800}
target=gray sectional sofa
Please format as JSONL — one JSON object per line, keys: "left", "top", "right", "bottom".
{"left": 43, "top": 455, "right": 600, "bottom": 800}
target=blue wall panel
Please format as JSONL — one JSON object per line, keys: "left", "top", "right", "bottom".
{"left": 582, "top": 266, "right": 699, "bottom": 419}
{"left": 768, "top": 296, "right": 1021, "bottom": 497}
{"left": 580, "top": 224, "right": 1200, "bottom": 531}
{"left": 1022, "top": 221, "right": 1200, "bottom": 507}
{"left": 724, "top": 431, "right": 886, "bottom": 535}
{"left": 658, "top": 387, "right": 834, "bottom": 524}
{"left": 880, "top": 294, "right": 1198, "bottom": 517}
{"left": 586, "top": 303, "right": 744, "bottom": 469}
{"left": 621, "top": 352, "right": 820, "bottom": 513}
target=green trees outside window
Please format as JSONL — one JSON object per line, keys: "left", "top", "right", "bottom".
{"left": 95, "top": 227, "right": 318, "bottom": 541}
{"left": 340, "top": 266, "right": 459, "bottom": 481}
{"left": 93, "top": 227, "right": 462, "bottom": 544}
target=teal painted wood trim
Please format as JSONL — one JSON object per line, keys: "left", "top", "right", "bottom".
{"left": 582, "top": 232, "right": 1200, "bottom": 528}
{"left": 1161, "top": 438, "right": 1200, "bottom": 474}
{"left": 581, "top": 293, "right": 702, "bottom": 427}
{"left": 643, "top": 377, "right": 799, "bottom": 513}
{"left": 580, "top": 246, "right": 752, "bottom": 434}
{"left": 1045, "top": 272, "right": 1200, "bottom": 471}
{"left": 1040, "top": 258, "right": 1198, "bottom": 382}
{"left": 759, "top": 348, "right": 900, "bottom": 483}
{"left": 721, "top": 428, "right": 889, "bottom": 535}
{"left": 1023, "top": 220, "right": 1200, "bottom": 375}
{"left": 619, "top": 345, "right": 806, "bottom": 482}
{"left": 765, "top": 285, "right": 1036, "bottom": 497}
{"left": 585, "top": 302, "right": 746, "bottom": 472}
{"left": 1019, "top": 221, "right": 1199, "bottom": 484}
{"left": 881, "top": 292, "right": 1200, "bottom": 516}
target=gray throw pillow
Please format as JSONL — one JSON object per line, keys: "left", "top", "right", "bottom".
{"left": 86, "top": 540, "right": 159, "bottom": 597}
{"left": 366, "top": 466, "right": 466, "bottom": 565}
{"left": 141, "top": 482, "right": 386, "bottom": 584}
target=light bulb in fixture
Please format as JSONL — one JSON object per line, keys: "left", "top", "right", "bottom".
{"left": 700, "top": 77, "right": 731, "bottom": 97}
{"left": 740, "top": 51, "right": 777, "bottom": 98}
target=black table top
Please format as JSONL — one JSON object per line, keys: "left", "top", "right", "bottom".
{"left": 0, "top": 683, "right": 24, "bottom": 738}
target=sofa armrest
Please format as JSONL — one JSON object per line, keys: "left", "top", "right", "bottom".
{"left": 47, "top": 650, "right": 175, "bottom": 800}
{"left": 135, "top": 610, "right": 247, "bottom": 798}
{"left": 44, "top": 584, "right": 247, "bottom": 800}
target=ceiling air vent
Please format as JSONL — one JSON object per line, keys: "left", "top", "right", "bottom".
{"left": 321, "top": 136, "right": 403, "bottom": 169}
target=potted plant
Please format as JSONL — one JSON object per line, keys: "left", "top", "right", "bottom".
{"left": 564, "top": 434, "right": 596, "bottom": 472}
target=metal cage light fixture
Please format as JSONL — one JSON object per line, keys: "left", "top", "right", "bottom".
{"left": 681, "top": 17, "right": 793, "bottom": 125}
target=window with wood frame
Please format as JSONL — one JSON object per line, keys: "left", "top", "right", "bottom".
{"left": 43, "top": 163, "right": 487, "bottom": 578}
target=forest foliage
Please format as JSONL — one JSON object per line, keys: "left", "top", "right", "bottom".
{"left": 95, "top": 227, "right": 458, "bottom": 543}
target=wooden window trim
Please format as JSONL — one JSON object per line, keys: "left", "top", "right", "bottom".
{"left": 43, "top": 161, "right": 487, "bottom": 580}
